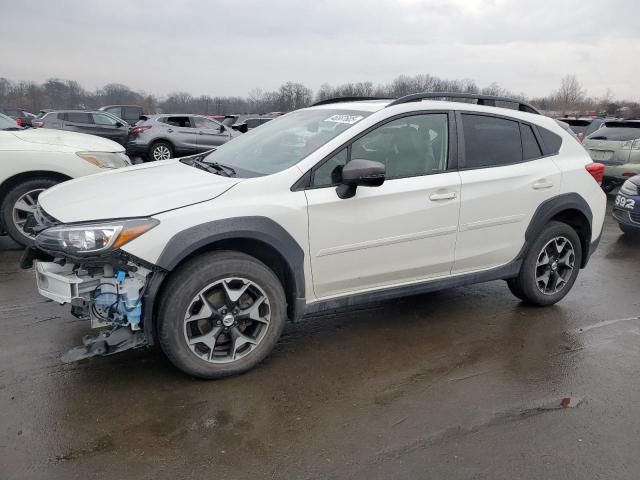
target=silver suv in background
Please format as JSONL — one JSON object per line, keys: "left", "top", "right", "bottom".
{"left": 583, "top": 120, "right": 640, "bottom": 192}
{"left": 128, "top": 114, "right": 240, "bottom": 161}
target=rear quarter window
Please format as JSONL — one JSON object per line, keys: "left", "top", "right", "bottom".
{"left": 538, "top": 127, "right": 562, "bottom": 156}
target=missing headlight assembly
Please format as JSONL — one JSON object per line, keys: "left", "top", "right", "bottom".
{"left": 34, "top": 258, "right": 155, "bottom": 362}
{"left": 29, "top": 214, "right": 163, "bottom": 362}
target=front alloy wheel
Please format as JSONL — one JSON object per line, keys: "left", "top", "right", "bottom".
{"left": 184, "top": 277, "right": 271, "bottom": 363}
{"left": 157, "top": 251, "right": 287, "bottom": 379}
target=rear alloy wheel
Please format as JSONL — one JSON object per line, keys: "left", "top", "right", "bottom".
{"left": 507, "top": 221, "right": 582, "bottom": 306}
{"left": 1, "top": 177, "right": 59, "bottom": 247}
{"left": 150, "top": 142, "right": 173, "bottom": 161}
{"left": 158, "top": 251, "right": 286, "bottom": 378}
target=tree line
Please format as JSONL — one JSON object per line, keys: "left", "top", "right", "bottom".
{"left": 0, "top": 74, "right": 637, "bottom": 118}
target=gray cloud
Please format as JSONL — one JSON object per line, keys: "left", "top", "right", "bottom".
{"left": 1, "top": 0, "right": 639, "bottom": 99}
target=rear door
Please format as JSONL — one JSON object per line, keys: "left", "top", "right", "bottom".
{"left": 453, "top": 113, "right": 562, "bottom": 274}
{"left": 193, "top": 116, "right": 231, "bottom": 149}
{"left": 162, "top": 116, "right": 200, "bottom": 152}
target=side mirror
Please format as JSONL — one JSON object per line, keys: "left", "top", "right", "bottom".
{"left": 219, "top": 124, "right": 225, "bottom": 132}
{"left": 336, "top": 159, "right": 385, "bottom": 199}
{"left": 115, "top": 122, "right": 124, "bottom": 128}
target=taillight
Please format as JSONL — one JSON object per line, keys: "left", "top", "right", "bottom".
{"left": 15, "top": 118, "right": 22, "bottom": 127}
{"left": 130, "top": 125, "right": 152, "bottom": 135}
{"left": 586, "top": 163, "right": 605, "bottom": 185}
{"left": 32, "top": 120, "right": 44, "bottom": 128}
{"left": 623, "top": 172, "right": 637, "bottom": 178}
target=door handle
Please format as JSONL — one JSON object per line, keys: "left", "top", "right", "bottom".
{"left": 532, "top": 180, "right": 554, "bottom": 190}
{"left": 167, "top": 128, "right": 174, "bottom": 133}
{"left": 429, "top": 191, "right": 457, "bottom": 201}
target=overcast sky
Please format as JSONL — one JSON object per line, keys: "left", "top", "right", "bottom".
{"left": 2, "top": 0, "right": 639, "bottom": 100}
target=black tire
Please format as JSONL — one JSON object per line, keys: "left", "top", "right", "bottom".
{"left": 149, "top": 141, "right": 173, "bottom": 161}
{"left": 1, "top": 177, "right": 59, "bottom": 247}
{"left": 157, "top": 251, "right": 287, "bottom": 379}
{"left": 620, "top": 223, "right": 640, "bottom": 237}
{"left": 508, "top": 221, "right": 582, "bottom": 306}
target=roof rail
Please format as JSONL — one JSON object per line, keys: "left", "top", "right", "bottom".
{"left": 311, "top": 96, "right": 391, "bottom": 107}
{"left": 386, "top": 92, "right": 540, "bottom": 115}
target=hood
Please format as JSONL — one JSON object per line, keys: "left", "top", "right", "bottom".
{"left": 11, "top": 128, "right": 124, "bottom": 152}
{"left": 39, "top": 159, "right": 240, "bottom": 223}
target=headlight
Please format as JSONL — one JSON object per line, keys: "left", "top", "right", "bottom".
{"left": 35, "top": 218, "right": 159, "bottom": 255}
{"left": 77, "top": 151, "right": 131, "bottom": 169}
{"left": 620, "top": 179, "right": 639, "bottom": 196}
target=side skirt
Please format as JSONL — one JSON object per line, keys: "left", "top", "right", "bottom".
{"left": 303, "top": 260, "right": 522, "bottom": 316}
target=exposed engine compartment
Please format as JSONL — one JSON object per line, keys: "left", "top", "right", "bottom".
{"left": 33, "top": 258, "right": 153, "bottom": 362}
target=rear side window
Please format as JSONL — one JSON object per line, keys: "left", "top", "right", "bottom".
{"left": 538, "top": 127, "right": 562, "bottom": 155}
{"left": 462, "top": 114, "right": 521, "bottom": 168}
{"left": 105, "top": 107, "right": 121, "bottom": 116}
{"left": 521, "top": 124, "right": 542, "bottom": 159}
{"left": 160, "top": 116, "right": 192, "bottom": 127}
{"left": 65, "top": 112, "right": 92, "bottom": 124}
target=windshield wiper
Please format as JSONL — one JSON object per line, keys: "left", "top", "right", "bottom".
{"left": 204, "top": 161, "right": 236, "bottom": 177}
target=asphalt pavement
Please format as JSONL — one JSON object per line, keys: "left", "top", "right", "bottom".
{"left": 1, "top": 196, "right": 639, "bottom": 480}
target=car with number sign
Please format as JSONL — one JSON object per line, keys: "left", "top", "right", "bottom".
{"left": 612, "top": 175, "right": 640, "bottom": 235}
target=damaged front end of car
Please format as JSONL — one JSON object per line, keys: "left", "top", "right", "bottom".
{"left": 21, "top": 206, "right": 165, "bottom": 362}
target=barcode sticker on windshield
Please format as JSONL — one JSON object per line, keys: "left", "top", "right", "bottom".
{"left": 324, "top": 114, "right": 364, "bottom": 125}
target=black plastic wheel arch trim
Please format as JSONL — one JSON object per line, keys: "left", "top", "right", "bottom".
{"left": 154, "top": 216, "right": 306, "bottom": 319}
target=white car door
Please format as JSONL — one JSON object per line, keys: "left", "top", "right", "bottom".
{"left": 453, "top": 113, "right": 562, "bottom": 274}
{"left": 305, "top": 113, "right": 461, "bottom": 299}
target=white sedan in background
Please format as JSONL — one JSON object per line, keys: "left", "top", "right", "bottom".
{"left": 0, "top": 113, "right": 131, "bottom": 246}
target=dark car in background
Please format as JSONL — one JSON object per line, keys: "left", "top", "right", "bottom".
{"left": 127, "top": 114, "right": 239, "bottom": 161}
{"left": 98, "top": 105, "right": 145, "bottom": 124}
{"left": 612, "top": 175, "right": 640, "bottom": 235}
{"left": 32, "top": 110, "right": 130, "bottom": 146}
{"left": 583, "top": 120, "right": 640, "bottom": 192}
{"left": 0, "top": 107, "right": 36, "bottom": 127}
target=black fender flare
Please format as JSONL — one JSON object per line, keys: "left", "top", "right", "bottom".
{"left": 521, "top": 192, "right": 594, "bottom": 267}
{"left": 142, "top": 217, "right": 306, "bottom": 343}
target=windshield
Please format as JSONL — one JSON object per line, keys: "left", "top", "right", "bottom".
{"left": 202, "top": 109, "right": 371, "bottom": 176}
{"left": 0, "top": 113, "right": 18, "bottom": 130}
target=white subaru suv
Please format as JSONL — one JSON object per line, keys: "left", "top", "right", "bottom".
{"left": 24, "top": 93, "right": 607, "bottom": 379}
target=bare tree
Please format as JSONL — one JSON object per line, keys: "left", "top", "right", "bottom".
{"left": 555, "top": 75, "right": 586, "bottom": 113}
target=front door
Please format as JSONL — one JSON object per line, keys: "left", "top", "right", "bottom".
{"left": 305, "top": 112, "right": 461, "bottom": 299}
{"left": 194, "top": 116, "right": 231, "bottom": 149}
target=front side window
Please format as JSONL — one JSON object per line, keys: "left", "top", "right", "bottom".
{"left": 92, "top": 113, "right": 118, "bottom": 126}
{"left": 311, "top": 113, "right": 449, "bottom": 187}
{"left": 202, "top": 109, "right": 371, "bottom": 176}
{"left": 462, "top": 114, "right": 521, "bottom": 168}
{"left": 161, "top": 116, "right": 192, "bottom": 128}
